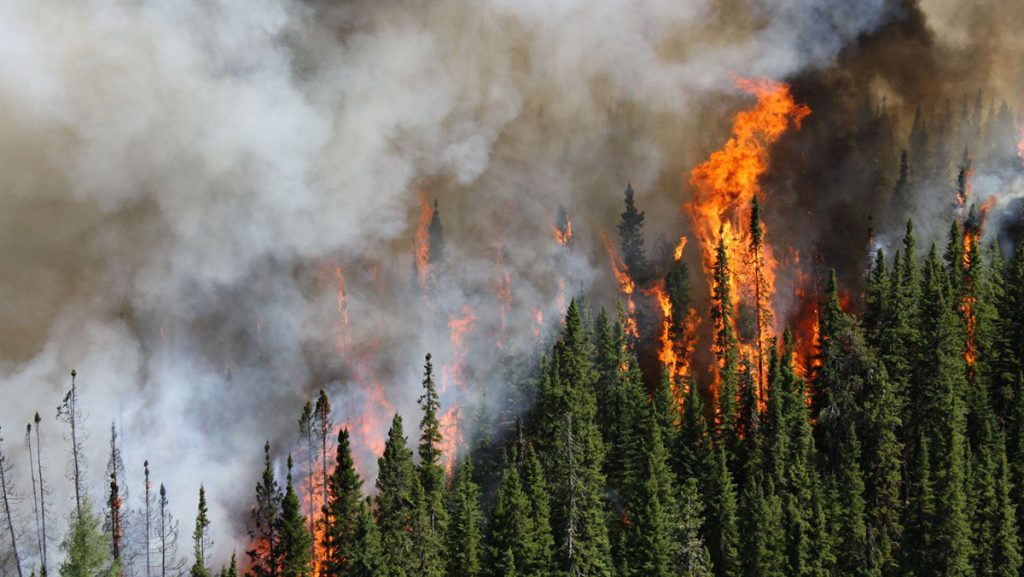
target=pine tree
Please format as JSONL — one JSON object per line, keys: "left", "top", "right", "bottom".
{"left": 323, "top": 429, "right": 363, "bottom": 577}
{"left": 617, "top": 183, "right": 649, "bottom": 283}
{"left": 189, "top": 486, "right": 212, "bottom": 577}
{"left": 416, "top": 354, "right": 447, "bottom": 576}
{"left": 677, "top": 377, "right": 710, "bottom": 482}
{"left": 219, "top": 553, "right": 238, "bottom": 577}
{"left": 247, "top": 442, "right": 282, "bottom": 577}
{"left": 834, "top": 429, "right": 869, "bottom": 577}
{"left": 278, "top": 457, "right": 313, "bottom": 577}
{"left": 622, "top": 410, "right": 674, "bottom": 577}
{"left": 675, "top": 478, "right": 714, "bottom": 577}
{"left": 489, "top": 458, "right": 532, "bottom": 577}
{"left": 59, "top": 497, "right": 119, "bottom": 577}
{"left": 446, "top": 459, "right": 481, "bottom": 577}
{"left": 521, "top": 447, "right": 556, "bottom": 577}
{"left": 347, "top": 505, "right": 381, "bottom": 577}
{"left": 56, "top": 370, "right": 86, "bottom": 519}
{"left": 749, "top": 196, "right": 771, "bottom": 401}
{"left": 711, "top": 230, "right": 740, "bottom": 467}
{"left": 702, "top": 444, "right": 739, "bottom": 577}
{"left": 543, "top": 300, "right": 614, "bottom": 577}
{"left": 375, "top": 415, "right": 418, "bottom": 577}
{"left": 911, "top": 247, "right": 972, "bottom": 577}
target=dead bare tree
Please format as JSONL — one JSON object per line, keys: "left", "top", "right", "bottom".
{"left": 0, "top": 426, "right": 24, "bottom": 577}
{"left": 157, "top": 484, "right": 185, "bottom": 577}
{"left": 56, "top": 369, "right": 86, "bottom": 518}
{"left": 24, "top": 424, "right": 41, "bottom": 574}
{"left": 32, "top": 413, "right": 49, "bottom": 576}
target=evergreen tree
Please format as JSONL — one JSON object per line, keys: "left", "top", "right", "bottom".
{"left": 219, "top": 553, "right": 238, "bottom": 577}
{"left": 278, "top": 457, "right": 312, "bottom": 577}
{"left": 622, "top": 410, "right": 674, "bottom": 577}
{"left": 702, "top": 444, "right": 739, "bottom": 577}
{"left": 375, "top": 415, "right": 419, "bottom": 577}
{"left": 58, "top": 497, "right": 119, "bottom": 577}
{"left": 617, "top": 183, "right": 650, "bottom": 283}
{"left": 834, "top": 429, "right": 869, "bottom": 577}
{"left": 520, "top": 447, "right": 556, "bottom": 577}
{"left": 489, "top": 459, "right": 533, "bottom": 577}
{"left": 246, "top": 443, "right": 282, "bottom": 577}
{"left": 711, "top": 229, "right": 740, "bottom": 467}
{"left": 415, "top": 354, "right": 446, "bottom": 577}
{"left": 675, "top": 478, "right": 714, "bottom": 577}
{"left": 538, "top": 300, "right": 614, "bottom": 577}
{"left": 347, "top": 503, "right": 382, "bottom": 577}
{"left": 446, "top": 459, "right": 482, "bottom": 577}
{"left": 189, "top": 486, "right": 212, "bottom": 577}
{"left": 323, "top": 429, "right": 363, "bottom": 577}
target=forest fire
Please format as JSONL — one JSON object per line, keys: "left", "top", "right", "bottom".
{"left": 440, "top": 306, "right": 476, "bottom": 473}
{"left": 414, "top": 191, "right": 433, "bottom": 291}
{"left": 334, "top": 266, "right": 349, "bottom": 356}
{"left": 686, "top": 78, "right": 810, "bottom": 400}
{"left": 602, "top": 233, "right": 639, "bottom": 340}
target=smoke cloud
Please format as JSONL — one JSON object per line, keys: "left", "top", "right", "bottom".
{"left": 0, "top": 0, "right": 1019, "bottom": 568}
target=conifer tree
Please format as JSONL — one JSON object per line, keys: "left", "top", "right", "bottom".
{"left": 711, "top": 229, "right": 740, "bottom": 466}
{"left": 247, "top": 443, "right": 282, "bottom": 577}
{"left": 910, "top": 247, "right": 972, "bottom": 577}
{"left": 375, "top": 415, "right": 418, "bottom": 577}
{"left": 520, "top": 447, "right": 556, "bottom": 577}
{"left": 314, "top": 390, "right": 332, "bottom": 529}
{"left": 59, "top": 496, "right": 119, "bottom": 577}
{"left": 749, "top": 196, "right": 770, "bottom": 399}
{"left": 675, "top": 478, "right": 714, "bottom": 577}
{"left": 189, "top": 486, "right": 212, "bottom": 577}
{"left": 446, "top": 459, "right": 481, "bottom": 577}
{"left": 622, "top": 411, "right": 674, "bottom": 577}
{"left": 676, "top": 377, "right": 710, "bottom": 482}
{"left": 219, "top": 553, "right": 238, "bottom": 577}
{"left": 543, "top": 300, "right": 614, "bottom": 577}
{"left": 617, "top": 183, "right": 649, "bottom": 283}
{"left": 323, "top": 429, "right": 363, "bottom": 577}
{"left": 489, "top": 459, "right": 532, "bottom": 577}
{"left": 428, "top": 199, "right": 446, "bottom": 268}
{"left": 347, "top": 505, "right": 381, "bottom": 577}
{"left": 834, "top": 429, "right": 869, "bottom": 577}
{"left": 278, "top": 457, "right": 313, "bottom": 577}
{"left": 701, "top": 444, "right": 739, "bottom": 577}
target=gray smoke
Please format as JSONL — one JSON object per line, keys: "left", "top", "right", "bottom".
{"left": 4, "top": 0, "right": 1012, "bottom": 571}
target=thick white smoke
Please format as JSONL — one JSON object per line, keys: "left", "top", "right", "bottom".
{"left": 0, "top": 0, "right": 908, "bottom": 569}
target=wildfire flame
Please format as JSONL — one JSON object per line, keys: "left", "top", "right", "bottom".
{"left": 334, "top": 266, "right": 349, "bottom": 356}
{"left": 414, "top": 190, "right": 433, "bottom": 291}
{"left": 601, "top": 233, "right": 639, "bottom": 340}
{"left": 686, "top": 77, "right": 809, "bottom": 402}
{"left": 441, "top": 305, "right": 476, "bottom": 474}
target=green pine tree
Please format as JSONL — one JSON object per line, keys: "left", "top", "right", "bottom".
{"left": 190, "top": 486, "right": 212, "bottom": 577}
{"left": 446, "top": 459, "right": 482, "bottom": 577}
{"left": 416, "top": 354, "right": 447, "bottom": 577}
{"left": 247, "top": 442, "right": 282, "bottom": 577}
{"left": 323, "top": 428, "right": 364, "bottom": 577}
{"left": 58, "top": 497, "right": 119, "bottom": 577}
{"left": 375, "top": 415, "right": 419, "bottom": 577}
{"left": 278, "top": 457, "right": 312, "bottom": 577}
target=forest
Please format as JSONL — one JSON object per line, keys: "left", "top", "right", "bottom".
{"left": 2, "top": 76, "right": 1024, "bottom": 577}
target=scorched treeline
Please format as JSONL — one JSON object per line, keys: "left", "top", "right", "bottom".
{"left": 2, "top": 81, "right": 1024, "bottom": 577}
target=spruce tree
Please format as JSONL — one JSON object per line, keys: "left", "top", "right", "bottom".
{"left": 416, "top": 354, "right": 446, "bottom": 577}
{"left": 520, "top": 447, "right": 556, "bottom": 577}
{"left": 278, "top": 457, "right": 313, "bottom": 577}
{"left": 375, "top": 415, "right": 418, "bottom": 577}
{"left": 446, "top": 459, "right": 482, "bottom": 577}
{"left": 58, "top": 497, "right": 119, "bottom": 577}
{"left": 617, "top": 183, "right": 649, "bottom": 283}
{"left": 488, "top": 458, "right": 533, "bottom": 577}
{"left": 711, "top": 229, "right": 740, "bottom": 468}
{"left": 347, "top": 504, "right": 381, "bottom": 577}
{"left": 702, "top": 444, "right": 739, "bottom": 577}
{"left": 675, "top": 477, "right": 714, "bottom": 577}
{"left": 247, "top": 442, "right": 282, "bottom": 577}
{"left": 323, "top": 429, "right": 363, "bottom": 577}
{"left": 189, "top": 486, "right": 212, "bottom": 577}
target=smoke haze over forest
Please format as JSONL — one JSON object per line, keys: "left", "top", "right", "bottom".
{"left": 0, "top": 0, "right": 1023, "bottom": 565}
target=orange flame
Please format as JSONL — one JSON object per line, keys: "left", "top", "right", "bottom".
{"left": 414, "top": 191, "right": 432, "bottom": 291}
{"left": 334, "top": 266, "right": 350, "bottom": 356}
{"left": 686, "top": 77, "right": 809, "bottom": 401}
{"left": 601, "top": 233, "right": 639, "bottom": 340}
{"left": 440, "top": 305, "right": 476, "bottom": 474}
{"left": 554, "top": 219, "right": 573, "bottom": 246}
{"left": 673, "top": 236, "right": 688, "bottom": 261}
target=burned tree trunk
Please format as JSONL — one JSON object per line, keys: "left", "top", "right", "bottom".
{"left": 0, "top": 427, "right": 24, "bottom": 577}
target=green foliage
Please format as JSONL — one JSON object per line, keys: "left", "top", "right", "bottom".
{"left": 58, "top": 497, "right": 119, "bottom": 577}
